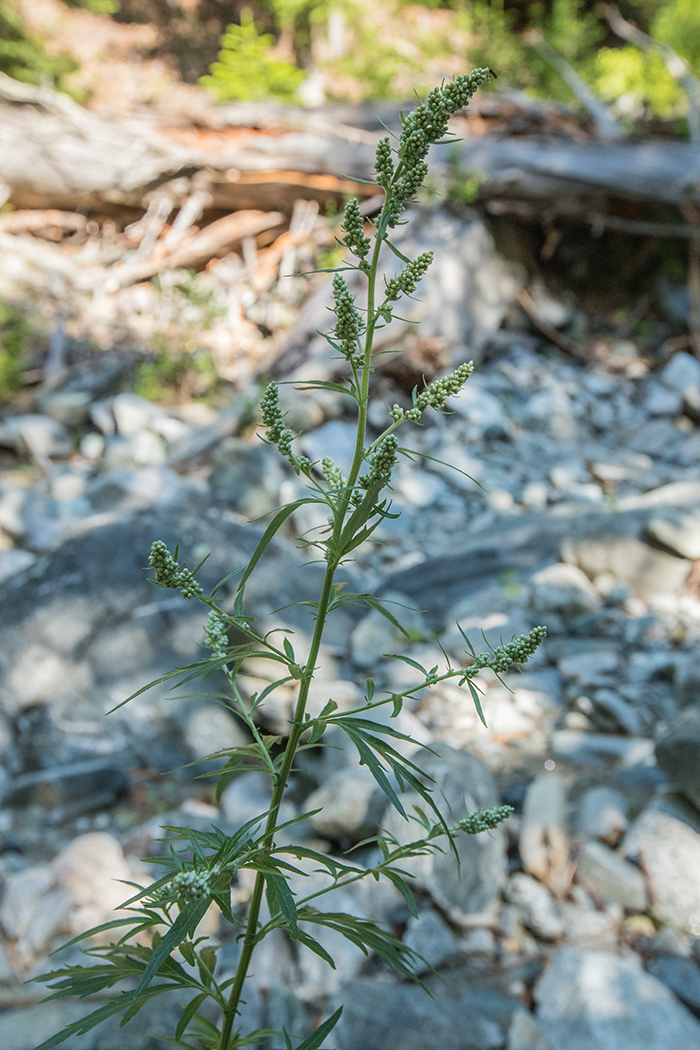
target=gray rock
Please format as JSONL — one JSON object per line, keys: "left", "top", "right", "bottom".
{"left": 219, "top": 770, "right": 271, "bottom": 831}
{"left": 558, "top": 646, "right": 620, "bottom": 687}
{"left": 0, "top": 548, "right": 36, "bottom": 584}
{"left": 0, "top": 1001, "right": 96, "bottom": 1050}
{"left": 589, "top": 688, "right": 645, "bottom": 736}
{"left": 562, "top": 517, "right": 691, "bottom": 597}
{"left": 209, "top": 438, "right": 290, "bottom": 518}
{"left": 6, "top": 759, "right": 128, "bottom": 815}
{"left": 535, "top": 947, "right": 700, "bottom": 1049}
{"left": 551, "top": 732, "right": 655, "bottom": 767}
{"left": 350, "top": 591, "right": 426, "bottom": 668}
{"left": 0, "top": 414, "right": 74, "bottom": 459}
{"left": 675, "top": 654, "right": 700, "bottom": 707}
{"left": 86, "top": 466, "right": 203, "bottom": 513}
{"left": 575, "top": 786, "right": 628, "bottom": 845}
{"left": 381, "top": 744, "right": 506, "bottom": 923}
{"left": 507, "top": 1009, "right": 552, "bottom": 1050}
{"left": 647, "top": 953, "right": 700, "bottom": 1017}
{"left": 336, "top": 977, "right": 502, "bottom": 1050}
{"left": 646, "top": 509, "right": 700, "bottom": 560}
{"left": 300, "top": 419, "right": 358, "bottom": 477}
{"left": 622, "top": 792, "right": 700, "bottom": 931}
{"left": 303, "top": 767, "right": 385, "bottom": 843}
{"left": 100, "top": 431, "right": 167, "bottom": 469}
{"left": 111, "top": 393, "right": 169, "bottom": 437}
{"left": 660, "top": 352, "right": 700, "bottom": 421}
{"left": 575, "top": 840, "right": 647, "bottom": 912}
{"left": 447, "top": 377, "right": 512, "bottom": 438}
{"left": 403, "top": 909, "right": 460, "bottom": 973}
{"left": 656, "top": 707, "right": 700, "bottom": 811}
{"left": 504, "top": 873, "right": 565, "bottom": 941}
{"left": 36, "top": 387, "right": 93, "bottom": 427}
{"left": 519, "top": 773, "right": 569, "bottom": 897}
{"left": 529, "top": 562, "right": 601, "bottom": 620}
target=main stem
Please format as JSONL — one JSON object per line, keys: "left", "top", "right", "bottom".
{"left": 217, "top": 557, "right": 338, "bottom": 1050}
{"left": 219, "top": 208, "right": 390, "bottom": 1050}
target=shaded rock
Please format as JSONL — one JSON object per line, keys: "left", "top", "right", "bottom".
{"left": 303, "top": 767, "right": 385, "bottom": 843}
{"left": 575, "top": 840, "right": 647, "bottom": 912}
{"left": 381, "top": 744, "right": 506, "bottom": 923}
{"left": 336, "top": 977, "right": 502, "bottom": 1050}
{"left": 209, "top": 438, "right": 290, "bottom": 518}
{"left": 529, "top": 563, "right": 601, "bottom": 621}
{"left": 575, "top": 786, "right": 628, "bottom": 845}
{"left": 350, "top": 591, "right": 427, "bottom": 668}
{"left": 504, "top": 873, "right": 565, "bottom": 941}
{"left": 6, "top": 759, "right": 128, "bottom": 816}
{"left": 0, "top": 414, "right": 73, "bottom": 459}
{"left": 507, "top": 1009, "right": 552, "bottom": 1050}
{"left": 534, "top": 947, "right": 700, "bottom": 1049}
{"left": 562, "top": 517, "right": 691, "bottom": 597}
{"left": 647, "top": 953, "right": 700, "bottom": 1017}
{"left": 655, "top": 706, "right": 700, "bottom": 810}
{"left": 660, "top": 351, "right": 700, "bottom": 421}
{"left": 0, "top": 865, "right": 71, "bottom": 967}
{"left": 519, "top": 773, "right": 569, "bottom": 897}
{"left": 110, "top": 393, "right": 169, "bottom": 437}
{"left": 0, "top": 548, "right": 36, "bottom": 584}
{"left": 36, "top": 387, "right": 93, "bottom": 428}
{"left": 0, "top": 1001, "right": 95, "bottom": 1050}
{"left": 551, "top": 732, "right": 654, "bottom": 767}
{"left": 589, "top": 688, "right": 644, "bottom": 736}
{"left": 403, "top": 909, "right": 460, "bottom": 973}
{"left": 647, "top": 509, "right": 700, "bottom": 560}
{"left": 622, "top": 792, "right": 700, "bottom": 931}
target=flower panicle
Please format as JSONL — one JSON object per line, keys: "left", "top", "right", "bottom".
{"left": 149, "top": 540, "right": 204, "bottom": 600}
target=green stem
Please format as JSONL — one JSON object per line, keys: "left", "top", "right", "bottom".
{"left": 217, "top": 557, "right": 338, "bottom": 1050}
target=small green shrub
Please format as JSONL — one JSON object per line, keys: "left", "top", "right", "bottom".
{"left": 0, "top": 300, "right": 32, "bottom": 403}
{"left": 199, "top": 8, "right": 306, "bottom": 103}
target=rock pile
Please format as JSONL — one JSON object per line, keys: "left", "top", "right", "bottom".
{"left": 0, "top": 208, "right": 700, "bottom": 1049}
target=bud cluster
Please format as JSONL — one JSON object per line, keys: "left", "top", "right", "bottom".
{"left": 149, "top": 540, "right": 204, "bottom": 600}
{"left": 470, "top": 625, "right": 547, "bottom": 674}
{"left": 322, "top": 456, "right": 345, "bottom": 491}
{"left": 374, "top": 136, "right": 394, "bottom": 189}
{"left": 341, "top": 198, "right": 371, "bottom": 271}
{"left": 332, "top": 274, "right": 364, "bottom": 362}
{"left": 365, "top": 434, "right": 399, "bottom": 486}
{"left": 384, "top": 68, "right": 492, "bottom": 226}
{"left": 260, "top": 382, "right": 311, "bottom": 475}
{"left": 160, "top": 866, "right": 220, "bottom": 904}
{"left": 455, "top": 805, "right": 514, "bottom": 836}
{"left": 204, "top": 610, "right": 228, "bottom": 659}
{"left": 392, "top": 361, "right": 474, "bottom": 424}
{"left": 383, "top": 251, "right": 434, "bottom": 303}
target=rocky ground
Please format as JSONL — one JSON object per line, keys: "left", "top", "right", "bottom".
{"left": 1, "top": 206, "right": 700, "bottom": 1050}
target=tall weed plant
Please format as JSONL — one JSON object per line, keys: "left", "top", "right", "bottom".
{"left": 33, "top": 69, "right": 546, "bottom": 1050}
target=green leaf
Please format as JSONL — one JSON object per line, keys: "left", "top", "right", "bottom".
{"left": 467, "top": 678, "right": 487, "bottom": 727}
{"left": 135, "top": 899, "right": 211, "bottom": 996}
{"left": 234, "top": 498, "right": 322, "bottom": 612}
{"left": 264, "top": 870, "right": 299, "bottom": 936}
{"left": 175, "top": 992, "right": 209, "bottom": 1041}
{"left": 294, "top": 929, "right": 336, "bottom": 968}
{"left": 382, "top": 868, "right": 418, "bottom": 918}
{"left": 294, "top": 1007, "right": 343, "bottom": 1050}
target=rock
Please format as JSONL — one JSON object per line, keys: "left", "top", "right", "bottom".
{"left": 0, "top": 414, "right": 74, "bottom": 459}
{"left": 403, "top": 909, "right": 460, "bottom": 973}
{"left": 100, "top": 431, "right": 167, "bottom": 469}
{"left": 86, "top": 466, "right": 203, "bottom": 513}
{"left": 110, "top": 393, "right": 169, "bottom": 437}
{"left": 209, "top": 438, "right": 290, "bottom": 518}
{"left": 6, "top": 759, "right": 128, "bottom": 816}
{"left": 675, "top": 655, "right": 700, "bottom": 707}
{"left": 655, "top": 707, "right": 700, "bottom": 810}
{"left": 335, "top": 977, "right": 502, "bottom": 1050}
{"left": 562, "top": 518, "right": 691, "bottom": 597}
{"left": 303, "top": 767, "right": 385, "bottom": 843}
{"left": 557, "top": 646, "right": 620, "bottom": 688}
{"left": 519, "top": 774, "right": 569, "bottom": 897}
{"left": 0, "top": 865, "right": 71, "bottom": 967}
{"left": 647, "top": 953, "right": 700, "bottom": 1017}
{"left": 178, "top": 699, "right": 251, "bottom": 772}
{"left": 446, "top": 376, "right": 512, "bottom": 438}
{"left": 659, "top": 352, "right": 700, "bottom": 421}
{"left": 36, "top": 387, "right": 93, "bottom": 427}
{"left": 551, "top": 732, "right": 655, "bottom": 768}
{"left": 646, "top": 509, "right": 700, "bottom": 561}
{"left": 0, "top": 549, "right": 36, "bottom": 584}
{"left": 52, "top": 833, "right": 143, "bottom": 938}
{"left": 558, "top": 891, "right": 620, "bottom": 950}
{"left": 504, "top": 873, "right": 565, "bottom": 941}
{"left": 300, "top": 420, "right": 358, "bottom": 477}
{"left": 622, "top": 792, "right": 700, "bottom": 932}
{"left": 589, "top": 688, "right": 645, "bottom": 736}
{"left": 575, "top": 786, "right": 628, "bottom": 845}
{"left": 381, "top": 744, "right": 506, "bottom": 923}
{"left": 534, "top": 947, "right": 700, "bottom": 1049}
{"left": 529, "top": 563, "right": 601, "bottom": 621}
{"left": 507, "top": 1009, "right": 552, "bottom": 1050}
{"left": 0, "top": 1001, "right": 95, "bottom": 1050}
{"left": 575, "top": 840, "right": 647, "bottom": 912}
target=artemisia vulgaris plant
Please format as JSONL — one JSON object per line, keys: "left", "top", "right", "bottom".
{"left": 34, "top": 68, "right": 546, "bottom": 1050}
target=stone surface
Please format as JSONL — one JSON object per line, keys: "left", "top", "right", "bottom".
{"left": 655, "top": 706, "right": 700, "bottom": 810}
{"left": 575, "top": 786, "right": 628, "bottom": 845}
{"left": 622, "top": 792, "right": 700, "bottom": 932}
{"left": 519, "top": 773, "right": 568, "bottom": 896}
{"left": 209, "top": 437, "right": 290, "bottom": 518}
{"left": 575, "top": 840, "right": 647, "bottom": 912}
{"left": 535, "top": 947, "right": 700, "bottom": 1049}
{"left": 336, "top": 977, "right": 502, "bottom": 1050}
{"left": 403, "top": 908, "right": 459, "bottom": 973}
{"left": 647, "top": 953, "right": 700, "bottom": 1017}
{"left": 303, "top": 767, "right": 385, "bottom": 843}
{"left": 505, "top": 873, "right": 565, "bottom": 941}
{"left": 529, "top": 562, "right": 601, "bottom": 620}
